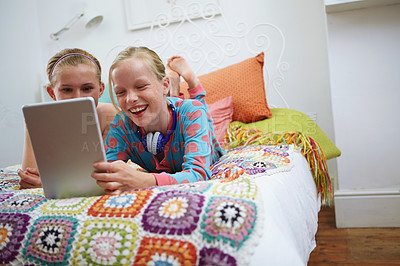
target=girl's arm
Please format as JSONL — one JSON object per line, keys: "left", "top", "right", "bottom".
{"left": 92, "top": 160, "right": 156, "bottom": 194}
{"left": 19, "top": 124, "right": 42, "bottom": 189}
{"left": 103, "top": 113, "right": 136, "bottom": 162}
{"left": 97, "top": 102, "right": 118, "bottom": 141}
{"left": 187, "top": 83, "right": 207, "bottom": 109}
{"left": 22, "top": 124, "right": 37, "bottom": 170}
{"left": 93, "top": 114, "right": 157, "bottom": 194}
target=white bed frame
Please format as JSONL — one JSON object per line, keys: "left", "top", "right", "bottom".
{"left": 107, "top": 1, "right": 290, "bottom": 108}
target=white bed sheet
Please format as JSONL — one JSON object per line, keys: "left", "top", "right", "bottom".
{"left": 250, "top": 149, "right": 321, "bottom": 265}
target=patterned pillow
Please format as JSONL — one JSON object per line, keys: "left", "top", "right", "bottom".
{"left": 181, "top": 53, "right": 271, "bottom": 123}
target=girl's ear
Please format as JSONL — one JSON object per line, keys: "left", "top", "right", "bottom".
{"left": 162, "top": 76, "right": 170, "bottom": 96}
{"left": 99, "top": 82, "right": 105, "bottom": 97}
{"left": 46, "top": 86, "right": 56, "bottom": 100}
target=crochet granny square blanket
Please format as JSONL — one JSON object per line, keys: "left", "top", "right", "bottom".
{"left": 0, "top": 145, "right": 297, "bottom": 265}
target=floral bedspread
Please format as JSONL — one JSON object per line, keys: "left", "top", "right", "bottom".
{"left": 0, "top": 145, "right": 295, "bottom": 265}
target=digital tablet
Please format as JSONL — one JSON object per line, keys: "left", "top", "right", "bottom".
{"left": 22, "top": 97, "right": 106, "bottom": 199}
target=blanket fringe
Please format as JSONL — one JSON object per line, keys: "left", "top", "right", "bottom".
{"left": 224, "top": 124, "right": 333, "bottom": 206}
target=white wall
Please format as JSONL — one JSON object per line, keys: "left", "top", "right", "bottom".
{"left": 0, "top": 0, "right": 43, "bottom": 167}
{"left": 326, "top": 3, "right": 400, "bottom": 227}
{"left": 1, "top": 0, "right": 337, "bottom": 186}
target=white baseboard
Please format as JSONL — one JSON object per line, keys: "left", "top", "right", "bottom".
{"left": 334, "top": 189, "right": 400, "bottom": 228}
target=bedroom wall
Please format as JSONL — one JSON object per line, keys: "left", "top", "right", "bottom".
{"left": 326, "top": 3, "right": 400, "bottom": 227}
{"left": 0, "top": 0, "right": 337, "bottom": 185}
{"left": 0, "top": 0, "right": 43, "bottom": 168}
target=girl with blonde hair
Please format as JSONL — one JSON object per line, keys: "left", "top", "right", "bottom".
{"left": 18, "top": 48, "right": 117, "bottom": 189}
{"left": 91, "top": 46, "right": 224, "bottom": 194}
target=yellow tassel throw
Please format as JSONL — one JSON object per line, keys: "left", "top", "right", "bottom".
{"left": 224, "top": 124, "right": 333, "bottom": 205}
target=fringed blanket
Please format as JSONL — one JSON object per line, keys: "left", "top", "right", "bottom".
{"left": 224, "top": 124, "right": 333, "bottom": 205}
{"left": 0, "top": 165, "right": 264, "bottom": 265}
{"left": 0, "top": 137, "right": 324, "bottom": 264}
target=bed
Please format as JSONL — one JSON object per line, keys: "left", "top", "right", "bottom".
{"left": 0, "top": 141, "right": 331, "bottom": 265}
{"left": 0, "top": 3, "right": 341, "bottom": 265}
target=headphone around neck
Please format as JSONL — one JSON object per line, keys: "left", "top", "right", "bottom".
{"left": 136, "top": 103, "right": 177, "bottom": 155}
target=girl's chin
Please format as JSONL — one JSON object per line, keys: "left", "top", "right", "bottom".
{"left": 126, "top": 113, "right": 146, "bottom": 127}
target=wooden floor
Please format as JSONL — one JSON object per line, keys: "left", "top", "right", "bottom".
{"left": 308, "top": 207, "right": 400, "bottom": 265}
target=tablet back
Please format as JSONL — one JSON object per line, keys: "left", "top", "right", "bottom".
{"left": 22, "top": 97, "right": 106, "bottom": 199}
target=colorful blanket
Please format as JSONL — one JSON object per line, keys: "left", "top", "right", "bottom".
{"left": 0, "top": 144, "right": 291, "bottom": 265}
{"left": 211, "top": 145, "right": 294, "bottom": 179}
{"left": 0, "top": 144, "right": 314, "bottom": 265}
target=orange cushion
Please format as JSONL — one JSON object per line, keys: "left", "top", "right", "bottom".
{"left": 208, "top": 96, "right": 233, "bottom": 147}
{"left": 180, "top": 52, "right": 271, "bottom": 123}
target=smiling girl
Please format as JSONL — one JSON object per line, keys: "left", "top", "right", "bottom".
{"left": 18, "top": 48, "right": 117, "bottom": 189}
{"left": 91, "top": 46, "right": 224, "bottom": 194}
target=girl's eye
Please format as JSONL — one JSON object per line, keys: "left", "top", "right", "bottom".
{"left": 137, "top": 84, "right": 148, "bottom": 90}
{"left": 82, "top": 87, "right": 93, "bottom": 92}
{"left": 115, "top": 90, "right": 125, "bottom": 96}
{"left": 62, "top": 88, "right": 72, "bottom": 93}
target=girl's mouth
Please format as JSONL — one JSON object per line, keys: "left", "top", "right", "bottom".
{"left": 129, "top": 105, "right": 147, "bottom": 115}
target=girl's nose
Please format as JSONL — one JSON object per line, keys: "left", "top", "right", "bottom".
{"left": 126, "top": 89, "right": 138, "bottom": 103}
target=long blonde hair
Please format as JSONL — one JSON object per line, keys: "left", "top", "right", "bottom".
{"left": 108, "top": 46, "right": 166, "bottom": 111}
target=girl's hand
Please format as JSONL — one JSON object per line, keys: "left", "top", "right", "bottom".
{"left": 92, "top": 160, "right": 156, "bottom": 195}
{"left": 18, "top": 168, "right": 42, "bottom": 189}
